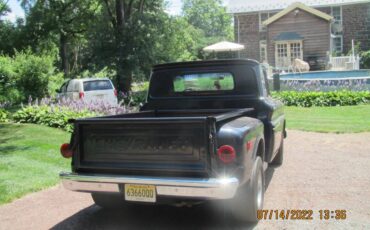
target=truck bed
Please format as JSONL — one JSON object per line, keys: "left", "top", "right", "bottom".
{"left": 71, "top": 108, "right": 254, "bottom": 177}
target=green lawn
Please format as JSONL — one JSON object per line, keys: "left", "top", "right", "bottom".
{"left": 0, "top": 123, "right": 70, "bottom": 205}
{"left": 285, "top": 105, "right": 370, "bottom": 133}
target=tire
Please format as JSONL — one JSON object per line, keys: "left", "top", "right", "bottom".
{"left": 270, "top": 139, "right": 284, "bottom": 166}
{"left": 91, "top": 193, "right": 126, "bottom": 209}
{"left": 229, "top": 156, "right": 265, "bottom": 223}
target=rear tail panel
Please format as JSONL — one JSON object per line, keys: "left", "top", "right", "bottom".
{"left": 73, "top": 118, "right": 214, "bottom": 177}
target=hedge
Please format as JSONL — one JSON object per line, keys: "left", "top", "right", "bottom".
{"left": 13, "top": 106, "right": 98, "bottom": 132}
{"left": 272, "top": 91, "right": 370, "bottom": 107}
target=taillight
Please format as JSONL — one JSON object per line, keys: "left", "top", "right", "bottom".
{"left": 60, "top": 143, "right": 73, "bottom": 158}
{"left": 114, "top": 89, "right": 117, "bottom": 97}
{"left": 79, "top": 92, "right": 84, "bottom": 99}
{"left": 217, "top": 145, "right": 236, "bottom": 164}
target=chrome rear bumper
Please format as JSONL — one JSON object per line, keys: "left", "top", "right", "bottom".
{"left": 60, "top": 172, "right": 239, "bottom": 199}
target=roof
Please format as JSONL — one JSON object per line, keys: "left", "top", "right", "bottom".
{"left": 152, "top": 59, "right": 259, "bottom": 71}
{"left": 263, "top": 2, "right": 333, "bottom": 26}
{"left": 70, "top": 78, "right": 111, "bottom": 82}
{"left": 203, "top": 41, "right": 245, "bottom": 52}
{"left": 227, "top": 0, "right": 370, "bottom": 13}
{"left": 274, "top": 32, "right": 304, "bottom": 41}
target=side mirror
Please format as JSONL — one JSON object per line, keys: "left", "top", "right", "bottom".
{"left": 55, "top": 89, "right": 61, "bottom": 94}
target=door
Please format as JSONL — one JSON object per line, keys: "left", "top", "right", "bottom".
{"left": 260, "top": 67, "right": 284, "bottom": 159}
{"left": 275, "top": 41, "right": 303, "bottom": 69}
{"left": 82, "top": 79, "right": 117, "bottom": 105}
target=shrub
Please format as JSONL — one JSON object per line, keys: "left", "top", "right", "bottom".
{"left": 272, "top": 91, "right": 370, "bottom": 107}
{"left": 0, "top": 56, "right": 22, "bottom": 103}
{"left": 13, "top": 105, "right": 98, "bottom": 132}
{"left": 13, "top": 50, "right": 63, "bottom": 102}
{"left": 123, "top": 90, "right": 148, "bottom": 106}
{"left": 119, "top": 82, "right": 149, "bottom": 106}
{"left": 0, "top": 50, "right": 64, "bottom": 104}
{"left": 0, "top": 109, "right": 9, "bottom": 122}
{"left": 12, "top": 97, "right": 135, "bottom": 132}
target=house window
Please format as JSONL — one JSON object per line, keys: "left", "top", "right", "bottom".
{"left": 332, "top": 35, "right": 343, "bottom": 53}
{"left": 275, "top": 41, "right": 303, "bottom": 69}
{"left": 260, "top": 40, "right": 267, "bottom": 63}
{"left": 331, "top": 6, "right": 342, "bottom": 24}
{"left": 276, "top": 43, "right": 288, "bottom": 67}
{"left": 290, "top": 42, "right": 302, "bottom": 62}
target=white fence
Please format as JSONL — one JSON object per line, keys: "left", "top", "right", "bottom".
{"left": 329, "top": 55, "right": 360, "bottom": 70}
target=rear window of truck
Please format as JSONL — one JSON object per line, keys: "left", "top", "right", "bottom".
{"left": 173, "top": 72, "right": 234, "bottom": 92}
{"left": 149, "top": 64, "right": 258, "bottom": 98}
{"left": 83, "top": 80, "right": 113, "bottom": 91}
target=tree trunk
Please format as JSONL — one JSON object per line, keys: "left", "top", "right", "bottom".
{"left": 114, "top": 0, "right": 132, "bottom": 93}
{"left": 117, "top": 61, "right": 132, "bottom": 93}
{"left": 60, "top": 34, "right": 69, "bottom": 76}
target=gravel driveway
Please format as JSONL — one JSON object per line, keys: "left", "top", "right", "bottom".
{"left": 1, "top": 130, "right": 370, "bottom": 230}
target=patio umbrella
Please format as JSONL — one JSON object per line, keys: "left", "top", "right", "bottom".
{"left": 203, "top": 41, "right": 245, "bottom": 52}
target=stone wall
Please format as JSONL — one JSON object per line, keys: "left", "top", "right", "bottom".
{"left": 234, "top": 14, "right": 260, "bottom": 60}
{"left": 342, "top": 3, "right": 370, "bottom": 53}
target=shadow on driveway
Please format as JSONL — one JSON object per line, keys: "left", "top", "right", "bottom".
{"left": 51, "top": 203, "right": 258, "bottom": 230}
{"left": 51, "top": 168, "right": 276, "bottom": 230}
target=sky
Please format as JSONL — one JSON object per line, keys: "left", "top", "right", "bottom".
{"left": 3, "top": 0, "right": 25, "bottom": 22}
{"left": 3, "top": 0, "right": 229, "bottom": 22}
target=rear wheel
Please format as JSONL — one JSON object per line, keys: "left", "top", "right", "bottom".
{"left": 230, "top": 156, "right": 264, "bottom": 223}
{"left": 91, "top": 193, "right": 127, "bottom": 209}
{"left": 270, "top": 139, "right": 284, "bottom": 166}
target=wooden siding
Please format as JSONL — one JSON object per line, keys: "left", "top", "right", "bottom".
{"left": 267, "top": 10, "right": 330, "bottom": 69}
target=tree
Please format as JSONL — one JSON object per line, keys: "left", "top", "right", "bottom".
{"left": 0, "top": 19, "right": 25, "bottom": 56}
{"left": 79, "top": 2, "right": 203, "bottom": 85}
{"left": 100, "top": 0, "right": 198, "bottom": 92}
{"left": 182, "top": 0, "right": 232, "bottom": 39}
{"left": 99, "top": 0, "right": 149, "bottom": 92}
{"left": 24, "top": 0, "right": 100, "bottom": 76}
{"left": 0, "top": 0, "right": 10, "bottom": 18}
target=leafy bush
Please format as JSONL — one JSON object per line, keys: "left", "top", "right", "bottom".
{"left": 119, "top": 82, "right": 149, "bottom": 106}
{"left": 0, "top": 109, "right": 9, "bottom": 122}
{"left": 272, "top": 91, "right": 370, "bottom": 107}
{"left": 13, "top": 50, "right": 63, "bottom": 102}
{"left": 13, "top": 105, "right": 98, "bottom": 132}
{"left": 0, "top": 50, "right": 64, "bottom": 104}
{"left": 0, "top": 56, "right": 22, "bottom": 103}
{"left": 124, "top": 90, "right": 148, "bottom": 106}
{"left": 12, "top": 97, "right": 135, "bottom": 131}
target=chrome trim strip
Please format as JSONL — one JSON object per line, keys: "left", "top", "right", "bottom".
{"left": 60, "top": 172, "right": 239, "bottom": 199}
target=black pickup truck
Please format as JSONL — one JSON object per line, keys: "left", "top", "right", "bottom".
{"left": 60, "top": 59, "right": 286, "bottom": 222}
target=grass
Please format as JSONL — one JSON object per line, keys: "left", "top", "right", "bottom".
{"left": 285, "top": 105, "right": 370, "bottom": 133}
{"left": 0, "top": 123, "right": 70, "bottom": 205}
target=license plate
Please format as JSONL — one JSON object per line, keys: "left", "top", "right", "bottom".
{"left": 124, "top": 184, "right": 156, "bottom": 202}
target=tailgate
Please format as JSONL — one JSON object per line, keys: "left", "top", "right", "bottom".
{"left": 73, "top": 117, "right": 214, "bottom": 177}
